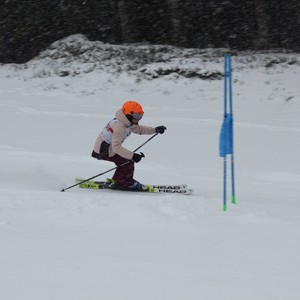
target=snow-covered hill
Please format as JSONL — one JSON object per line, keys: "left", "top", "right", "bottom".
{"left": 0, "top": 35, "right": 300, "bottom": 300}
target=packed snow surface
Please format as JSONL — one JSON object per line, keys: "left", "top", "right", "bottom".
{"left": 0, "top": 35, "right": 300, "bottom": 300}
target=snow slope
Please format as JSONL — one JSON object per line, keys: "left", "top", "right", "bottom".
{"left": 0, "top": 36, "right": 300, "bottom": 300}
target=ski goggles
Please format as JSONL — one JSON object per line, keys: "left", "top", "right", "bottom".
{"left": 131, "top": 112, "right": 144, "bottom": 121}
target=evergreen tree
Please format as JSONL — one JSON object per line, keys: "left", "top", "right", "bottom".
{"left": 0, "top": 0, "right": 299, "bottom": 63}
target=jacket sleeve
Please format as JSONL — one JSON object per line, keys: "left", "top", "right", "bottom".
{"left": 111, "top": 122, "right": 134, "bottom": 160}
{"left": 131, "top": 124, "right": 156, "bottom": 135}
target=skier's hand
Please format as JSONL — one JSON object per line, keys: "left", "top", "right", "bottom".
{"left": 155, "top": 125, "right": 167, "bottom": 134}
{"left": 132, "top": 152, "right": 145, "bottom": 163}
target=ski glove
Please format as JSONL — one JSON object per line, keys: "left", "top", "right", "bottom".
{"left": 132, "top": 152, "right": 145, "bottom": 163}
{"left": 155, "top": 125, "right": 167, "bottom": 134}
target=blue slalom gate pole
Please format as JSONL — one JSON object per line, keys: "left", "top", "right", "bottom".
{"left": 219, "top": 54, "right": 236, "bottom": 211}
{"left": 229, "top": 56, "right": 236, "bottom": 204}
{"left": 228, "top": 56, "right": 236, "bottom": 204}
{"left": 223, "top": 56, "right": 228, "bottom": 211}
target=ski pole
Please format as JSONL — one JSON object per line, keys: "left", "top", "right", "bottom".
{"left": 61, "top": 133, "right": 159, "bottom": 192}
{"left": 133, "top": 132, "right": 159, "bottom": 152}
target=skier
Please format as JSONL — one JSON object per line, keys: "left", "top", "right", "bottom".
{"left": 91, "top": 101, "right": 166, "bottom": 191}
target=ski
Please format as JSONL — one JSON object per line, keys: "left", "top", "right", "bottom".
{"left": 76, "top": 178, "right": 187, "bottom": 190}
{"left": 75, "top": 178, "right": 193, "bottom": 195}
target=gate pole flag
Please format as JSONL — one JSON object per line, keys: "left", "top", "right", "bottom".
{"left": 219, "top": 54, "right": 236, "bottom": 211}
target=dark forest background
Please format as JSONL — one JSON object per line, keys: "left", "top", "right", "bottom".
{"left": 1, "top": 0, "right": 300, "bottom": 63}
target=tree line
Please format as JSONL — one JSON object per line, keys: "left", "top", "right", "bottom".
{"left": 1, "top": 0, "right": 299, "bottom": 63}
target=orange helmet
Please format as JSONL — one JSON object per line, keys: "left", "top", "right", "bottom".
{"left": 122, "top": 101, "right": 144, "bottom": 120}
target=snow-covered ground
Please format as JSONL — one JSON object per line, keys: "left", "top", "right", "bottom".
{"left": 0, "top": 35, "right": 300, "bottom": 300}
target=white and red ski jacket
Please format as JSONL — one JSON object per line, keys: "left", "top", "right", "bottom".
{"left": 93, "top": 109, "right": 156, "bottom": 160}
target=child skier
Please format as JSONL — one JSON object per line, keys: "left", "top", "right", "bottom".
{"left": 91, "top": 101, "right": 166, "bottom": 190}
